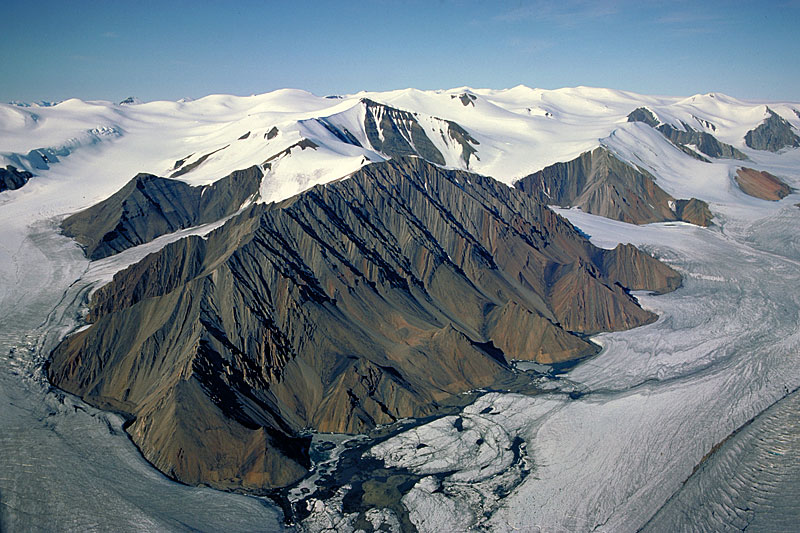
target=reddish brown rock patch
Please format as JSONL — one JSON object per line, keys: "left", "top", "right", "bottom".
{"left": 735, "top": 167, "right": 791, "bottom": 201}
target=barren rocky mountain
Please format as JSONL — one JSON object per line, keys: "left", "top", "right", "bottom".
{"left": 514, "top": 147, "right": 713, "bottom": 226}
{"left": 49, "top": 156, "right": 679, "bottom": 491}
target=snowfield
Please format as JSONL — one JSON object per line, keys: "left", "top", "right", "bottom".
{"left": 1, "top": 85, "right": 799, "bottom": 531}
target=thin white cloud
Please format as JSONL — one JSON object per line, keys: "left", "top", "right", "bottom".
{"left": 507, "top": 36, "right": 555, "bottom": 54}
{"left": 494, "top": 0, "right": 622, "bottom": 26}
{"left": 656, "top": 11, "right": 730, "bottom": 25}
{"left": 655, "top": 9, "right": 732, "bottom": 36}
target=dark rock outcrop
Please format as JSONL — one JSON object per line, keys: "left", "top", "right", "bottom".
{"left": 451, "top": 93, "right": 477, "bottom": 107}
{"left": 0, "top": 165, "right": 33, "bottom": 192}
{"left": 657, "top": 123, "right": 747, "bottom": 160}
{"left": 627, "top": 107, "right": 659, "bottom": 127}
{"left": 313, "top": 118, "right": 362, "bottom": 148}
{"left": 744, "top": 108, "right": 800, "bottom": 152}
{"left": 445, "top": 120, "right": 480, "bottom": 168}
{"left": 262, "top": 139, "right": 318, "bottom": 170}
{"left": 60, "top": 166, "right": 262, "bottom": 260}
{"left": 514, "top": 147, "right": 713, "bottom": 226}
{"left": 693, "top": 115, "right": 717, "bottom": 132}
{"left": 50, "top": 157, "right": 680, "bottom": 491}
{"left": 171, "top": 154, "right": 193, "bottom": 172}
{"left": 303, "top": 99, "right": 480, "bottom": 168}
{"left": 170, "top": 145, "right": 229, "bottom": 178}
{"left": 362, "top": 98, "right": 446, "bottom": 165}
{"left": 357, "top": 99, "right": 480, "bottom": 167}
{"left": 735, "top": 167, "right": 792, "bottom": 201}
{"left": 627, "top": 108, "right": 747, "bottom": 161}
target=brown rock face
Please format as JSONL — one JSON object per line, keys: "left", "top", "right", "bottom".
{"left": 735, "top": 167, "right": 792, "bottom": 201}
{"left": 50, "top": 157, "right": 680, "bottom": 491}
{"left": 674, "top": 198, "right": 714, "bottom": 227}
{"left": 514, "top": 147, "right": 713, "bottom": 226}
{"left": 487, "top": 301, "right": 596, "bottom": 364}
{"left": 596, "top": 243, "right": 682, "bottom": 295}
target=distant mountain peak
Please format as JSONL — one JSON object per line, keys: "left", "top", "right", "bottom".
{"left": 119, "top": 96, "right": 142, "bottom": 105}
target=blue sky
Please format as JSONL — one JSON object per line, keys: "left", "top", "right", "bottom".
{"left": 2, "top": 0, "right": 798, "bottom": 103}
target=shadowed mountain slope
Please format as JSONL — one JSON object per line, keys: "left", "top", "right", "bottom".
{"left": 60, "top": 166, "right": 262, "bottom": 260}
{"left": 318, "top": 98, "right": 481, "bottom": 169}
{"left": 744, "top": 108, "right": 800, "bottom": 152}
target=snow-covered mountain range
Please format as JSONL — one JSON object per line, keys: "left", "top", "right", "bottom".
{"left": 3, "top": 86, "right": 799, "bottom": 206}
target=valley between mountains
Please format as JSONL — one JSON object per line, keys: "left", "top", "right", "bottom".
{"left": 1, "top": 86, "right": 799, "bottom": 531}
